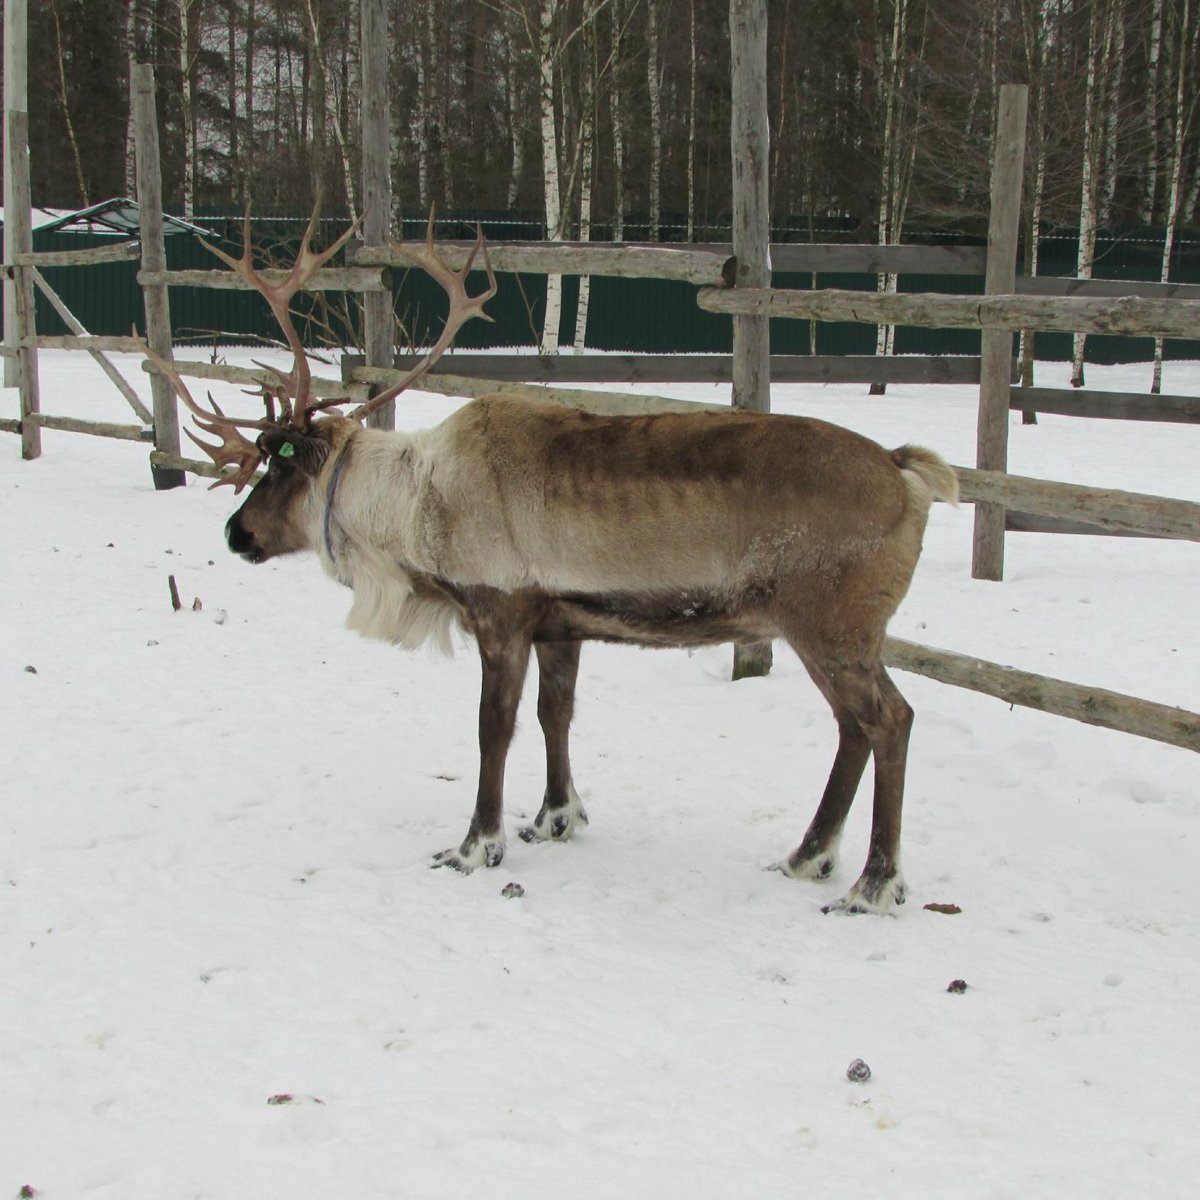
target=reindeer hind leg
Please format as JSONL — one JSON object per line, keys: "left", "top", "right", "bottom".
{"left": 774, "top": 647, "right": 872, "bottom": 884}
{"left": 520, "top": 640, "right": 589, "bottom": 844}
{"left": 818, "top": 660, "right": 913, "bottom": 915}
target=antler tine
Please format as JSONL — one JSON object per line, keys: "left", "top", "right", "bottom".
{"left": 134, "top": 329, "right": 266, "bottom": 492}
{"left": 353, "top": 220, "right": 498, "bottom": 423}
{"left": 200, "top": 201, "right": 364, "bottom": 430}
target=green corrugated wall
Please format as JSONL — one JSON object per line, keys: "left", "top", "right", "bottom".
{"left": 13, "top": 217, "right": 1200, "bottom": 362}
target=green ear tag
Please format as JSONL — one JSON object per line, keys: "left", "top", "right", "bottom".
{"left": 278, "top": 442, "right": 296, "bottom": 459}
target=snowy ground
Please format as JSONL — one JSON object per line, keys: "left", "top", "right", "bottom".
{"left": 2, "top": 350, "right": 1198, "bottom": 1198}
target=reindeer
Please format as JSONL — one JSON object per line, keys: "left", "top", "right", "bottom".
{"left": 142, "top": 211, "right": 958, "bottom": 915}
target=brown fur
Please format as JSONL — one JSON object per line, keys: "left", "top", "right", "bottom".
{"left": 226, "top": 394, "right": 957, "bottom": 914}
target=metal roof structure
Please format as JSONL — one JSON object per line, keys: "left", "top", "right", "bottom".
{"left": 33, "top": 197, "right": 208, "bottom": 238}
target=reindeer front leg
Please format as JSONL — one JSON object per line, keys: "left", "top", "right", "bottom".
{"left": 432, "top": 623, "right": 532, "bottom": 873}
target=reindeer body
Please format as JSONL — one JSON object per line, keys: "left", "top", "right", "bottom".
{"left": 230, "top": 394, "right": 957, "bottom": 914}
{"left": 153, "top": 210, "right": 955, "bottom": 915}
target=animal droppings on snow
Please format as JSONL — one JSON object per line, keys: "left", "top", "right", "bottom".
{"left": 501, "top": 882, "right": 525, "bottom": 898}
{"left": 267, "top": 1094, "right": 325, "bottom": 1106}
{"left": 923, "top": 902, "right": 962, "bottom": 915}
{"left": 846, "top": 1059, "right": 872, "bottom": 1083}
{"left": 23, "top": 664, "right": 36, "bottom": 674}
{"left": 947, "top": 979, "right": 969, "bottom": 994}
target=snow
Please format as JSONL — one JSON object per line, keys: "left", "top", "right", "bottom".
{"left": 2, "top": 350, "right": 1199, "bottom": 1198}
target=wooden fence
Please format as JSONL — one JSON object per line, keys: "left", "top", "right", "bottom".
{"left": 2, "top": 65, "right": 1197, "bottom": 754}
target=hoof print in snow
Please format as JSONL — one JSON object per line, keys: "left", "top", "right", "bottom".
{"left": 267, "top": 1093, "right": 325, "bottom": 1106}
{"left": 947, "top": 978, "right": 969, "bottom": 994}
{"left": 923, "top": 902, "right": 962, "bottom": 915}
{"left": 846, "top": 1058, "right": 872, "bottom": 1083}
{"left": 501, "top": 882, "right": 525, "bottom": 899}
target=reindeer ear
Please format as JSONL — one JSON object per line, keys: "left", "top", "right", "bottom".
{"left": 258, "top": 429, "right": 329, "bottom": 476}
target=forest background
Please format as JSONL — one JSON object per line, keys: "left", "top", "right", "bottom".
{"left": 8, "top": 0, "right": 1200, "bottom": 250}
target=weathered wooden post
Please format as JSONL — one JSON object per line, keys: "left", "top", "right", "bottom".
{"left": 133, "top": 62, "right": 185, "bottom": 490}
{"left": 7, "top": 109, "right": 40, "bottom": 460}
{"left": 729, "top": 0, "right": 773, "bottom": 679}
{"left": 972, "top": 84, "right": 1028, "bottom": 580}
{"left": 361, "top": 0, "right": 395, "bottom": 431}
{"left": 3, "top": 0, "right": 27, "bottom": 389}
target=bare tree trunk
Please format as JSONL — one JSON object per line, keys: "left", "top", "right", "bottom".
{"left": 646, "top": 0, "right": 662, "bottom": 240}
{"left": 49, "top": 0, "right": 89, "bottom": 206}
{"left": 1071, "top": 0, "right": 1116, "bottom": 389}
{"left": 125, "top": 0, "right": 147, "bottom": 197}
{"left": 435, "top": 8, "right": 455, "bottom": 209}
{"left": 540, "top": 0, "right": 564, "bottom": 354}
{"left": 503, "top": 18, "right": 524, "bottom": 208}
{"left": 571, "top": 18, "right": 597, "bottom": 352}
{"left": 1151, "top": 0, "right": 1190, "bottom": 394}
{"left": 178, "top": 0, "right": 196, "bottom": 216}
{"left": 415, "top": 0, "right": 430, "bottom": 207}
{"left": 610, "top": 0, "right": 625, "bottom": 241}
{"left": 1100, "top": 0, "right": 1125, "bottom": 225}
{"left": 871, "top": 0, "right": 924, "bottom": 393}
{"left": 1140, "top": 0, "right": 1165, "bottom": 223}
{"left": 305, "top": 0, "right": 358, "bottom": 219}
{"left": 303, "top": 0, "right": 327, "bottom": 206}
{"left": 227, "top": 3, "right": 239, "bottom": 200}
{"left": 687, "top": 0, "right": 698, "bottom": 240}
{"left": 1018, "top": 0, "right": 1048, "bottom": 398}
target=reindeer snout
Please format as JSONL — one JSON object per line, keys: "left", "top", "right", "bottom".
{"left": 226, "top": 513, "right": 264, "bottom": 563}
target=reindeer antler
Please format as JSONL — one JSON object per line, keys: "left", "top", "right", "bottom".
{"left": 200, "top": 202, "right": 363, "bottom": 429}
{"left": 139, "top": 204, "right": 495, "bottom": 483}
{"left": 349, "top": 212, "right": 498, "bottom": 424}
{"left": 135, "top": 331, "right": 268, "bottom": 493}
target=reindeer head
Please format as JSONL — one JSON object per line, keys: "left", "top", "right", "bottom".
{"left": 138, "top": 207, "right": 496, "bottom": 564}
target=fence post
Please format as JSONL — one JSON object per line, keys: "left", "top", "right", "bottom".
{"left": 7, "top": 110, "right": 40, "bottom": 460}
{"left": 3, "top": 0, "right": 27, "bottom": 389}
{"left": 972, "top": 83, "right": 1028, "bottom": 580}
{"left": 361, "top": 0, "right": 395, "bottom": 431}
{"left": 729, "top": 0, "right": 773, "bottom": 680}
{"left": 132, "top": 62, "right": 185, "bottom": 490}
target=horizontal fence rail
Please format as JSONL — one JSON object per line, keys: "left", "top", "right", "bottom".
{"left": 1010, "top": 386, "right": 1200, "bottom": 423}
{"left": 350, "top": 240, "right": 735, "bottom": 285}
{"left": 137, "top": 266, "right": 391, "bottom": 292}
{"left": 696, "top": 287, "right": 1200, "bottom": 340}
{"left": 374, "top": 352, "right": 989, "bottom": 385}
{"left": 885, "top": 638, "right": 1200, "bottom": 753}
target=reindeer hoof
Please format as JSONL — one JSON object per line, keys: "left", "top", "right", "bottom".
{"left": 772, "top": 850, "right": 837, "bottom": 881}
{"left": 822, "top": 873, "right": 906, "bottom": 916}
{"left": 431, "top": 838, "right": 505, "bottom": 873}
{"left": 519, "top": 786, "right": 589, "bottom": 844}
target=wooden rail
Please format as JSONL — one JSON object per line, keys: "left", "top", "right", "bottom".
{"left": 954, "top": 466, "right": 1200, "bottom": 541}
{"left": 1011, "top": 386, "right": 1200, "bottom": 424}
{"left": 374, "top": 352, "right": 988, "bottom": 385}
{"left": 696, "top": 286, "right": 1200, "bottom": 340}
{"left": 885, "top": 637, "right": 1200, "bottom": 753}
{"left": 349, "top": 240, "right": 735, "bottom": 286}
{"left": 349, "top": 239, "right": 990, "bottom": 280}
{"left": 138, "top": 266, "right": 391, "bottom": 292}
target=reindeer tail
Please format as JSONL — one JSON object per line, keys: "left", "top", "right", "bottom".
{"left": 892, "top": 445, "right": 960, "bottom": 506}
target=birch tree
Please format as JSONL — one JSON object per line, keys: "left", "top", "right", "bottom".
{"left": 1151, "top": 0, "right": 1192, "bottom": 393}
{"left": 870, "top": 0, "right": 928, "bottom": 393}
{"left": 539, "top": 0, "right": 566, "bottom": 352}
{"left": 1071, "top": 0, "right": 1118, "bottom": 389}
{"left": 610, "top": 0, "right": 626, "bottom": 239}
{"left": 645, "top": 0, "right": 662, "bottom": 240}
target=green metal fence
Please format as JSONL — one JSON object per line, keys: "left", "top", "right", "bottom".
{"left": 14, "top": 215, "right": 1200, "bottom": 362}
